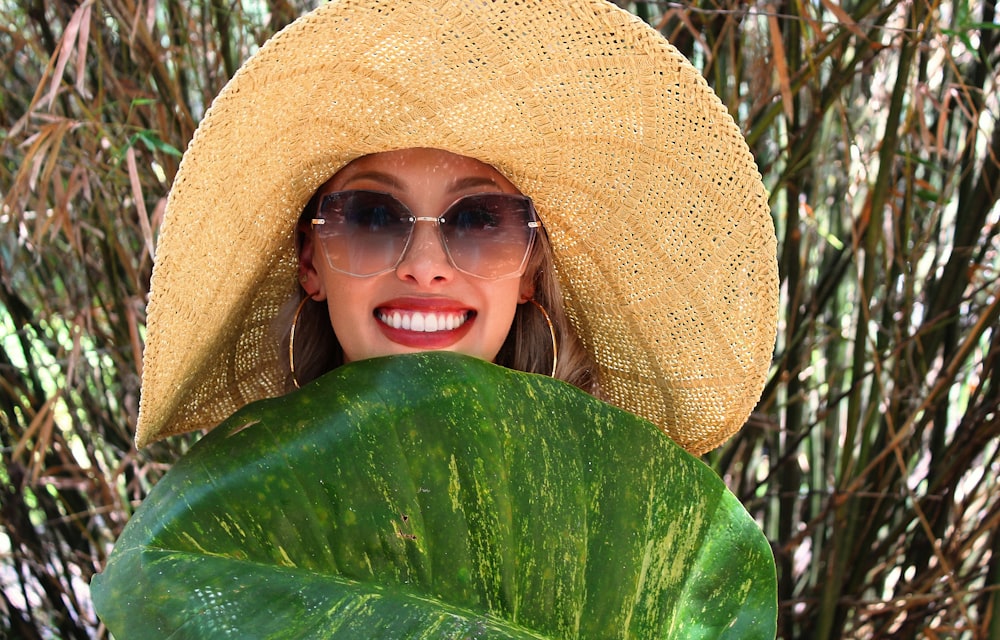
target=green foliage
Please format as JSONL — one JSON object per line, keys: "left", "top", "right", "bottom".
{"left": 91, "top": 353, "right": 776, "bottom": 639}
{"left": 2, "top": 0, "right": 998, "bottom": 638}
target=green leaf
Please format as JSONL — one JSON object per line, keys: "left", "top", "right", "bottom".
{"left": 127, "top": 130, "right": 183, "bottom": 157}
{"left": 92, "top": 353, "right": 776, "bottom": 639}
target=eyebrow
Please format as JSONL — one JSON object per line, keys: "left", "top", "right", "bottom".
{"left": 449, "top": 176, "right": 503, "bottom": 192}
{"left": 340, "top": 170, "right": 404, "bottom": 190}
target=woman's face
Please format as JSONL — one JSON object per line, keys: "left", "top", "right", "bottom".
{"left": 299, "top": 148, "right": 536, "bottom": 364}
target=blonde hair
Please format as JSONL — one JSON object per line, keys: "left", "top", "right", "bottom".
{"left": 494, "top": 229, "right": 600, "bottom": 394}
{"left": 281, "top": 221, "right": 601, "bottom": 396}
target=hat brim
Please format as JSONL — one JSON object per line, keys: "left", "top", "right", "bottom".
{"left": 137, "top": 0, "right": 778, "bottom": 452}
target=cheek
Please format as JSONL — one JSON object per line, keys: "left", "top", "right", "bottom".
{"left": 480, "top": 281, "right": 524, "bottom": 358}
{"left": 320, "top": 273, "right": 377, "bottom": 361}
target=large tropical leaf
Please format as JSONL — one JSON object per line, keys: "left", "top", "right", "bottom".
{"left": 92, "top": 353, "right": 776, "bottom": 638}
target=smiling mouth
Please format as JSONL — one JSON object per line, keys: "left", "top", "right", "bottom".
{"left": 376, "top": 309, "right": 473, "bottom": 332}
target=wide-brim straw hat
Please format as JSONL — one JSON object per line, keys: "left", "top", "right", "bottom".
{"left": 137, "top": 0, "right": 778, "bottom": 453}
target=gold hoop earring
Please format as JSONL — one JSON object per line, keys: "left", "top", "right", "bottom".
{"left": 289, "top": 296, "right": 310, "bottom": 389}
{"left": 527, "top": 298, "right": 558, "bottom": 378}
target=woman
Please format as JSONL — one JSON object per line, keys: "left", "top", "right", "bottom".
{"left": 134, "top": 0, "right": 777, "bottom": 454}
{"left": 99, "top": 0, "right": 780, "bottom": 636}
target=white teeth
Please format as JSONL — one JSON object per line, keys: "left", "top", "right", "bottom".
{"left": 379, "top": 310, "right": 469, "bottom": 332}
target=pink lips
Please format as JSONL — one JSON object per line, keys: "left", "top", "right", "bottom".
{"left": 374, "top": 298, "right": 475, "bottom": 349}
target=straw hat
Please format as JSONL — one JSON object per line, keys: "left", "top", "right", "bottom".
{"left": 136, "top": 0, "right": 778, "bottom": 454}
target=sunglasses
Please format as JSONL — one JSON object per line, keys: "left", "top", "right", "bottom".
{"left": 311, "top": 190, "right": 541, "bottom": 280}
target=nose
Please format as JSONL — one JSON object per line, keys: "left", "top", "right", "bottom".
{"left": 394, "top": 220, "right": 456, "bottom": 285}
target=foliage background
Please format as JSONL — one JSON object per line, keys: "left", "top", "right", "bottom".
{"left": 1, "top": 0, "right": 997, "bottom": 638}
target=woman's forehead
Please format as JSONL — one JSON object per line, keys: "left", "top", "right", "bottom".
{"left": 320, "top": 148, "right": 523, "bottom": 196}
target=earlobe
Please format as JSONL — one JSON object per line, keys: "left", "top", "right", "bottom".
{"left": 518, "top": 273, "right": 537, "bottom": 303}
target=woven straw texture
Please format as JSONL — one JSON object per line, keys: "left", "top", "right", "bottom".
{"left": 137, "top": 0, "right": 779, "bottom": 453}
